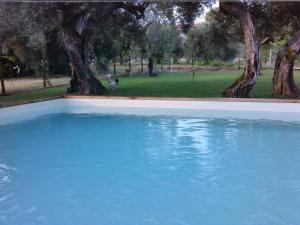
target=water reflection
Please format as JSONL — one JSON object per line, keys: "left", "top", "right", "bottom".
{"left": 144, "top": 118, "right": 234, "bottom": 177}
{"left": 175, "top": 119, "right": 210, "bottom": 151}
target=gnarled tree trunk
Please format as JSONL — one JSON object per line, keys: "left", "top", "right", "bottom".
{"left": 0, "top": 62, "right": 5, "bottom": 95}
{"left": 63, "top": 26, "right": 105, "bottom": 95}
{"left": 60, "top": 2, "right": 147, "bottom": 93}
{"left": 221, "top": 2, "right": 259, "bottom": 98}
{"left": 273, "top": 30, "right": 300, "bottom": 98}
{"left": 61, "top": 8, "right": 106, "bottom": 95}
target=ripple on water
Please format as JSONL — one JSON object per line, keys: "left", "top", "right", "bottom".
{"left": 0, "top": 114, "right": 299, "bottom": 225}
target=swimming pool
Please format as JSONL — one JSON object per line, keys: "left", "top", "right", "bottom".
{"left": 0, "top": 99, "right": 300, "bottom": 225}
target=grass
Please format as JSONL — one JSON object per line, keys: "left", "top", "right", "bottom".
{"left": 0, "top": 85, "right": 68, "bottom": 105}
{"left": 104, "top": 69, "right": 300, "bottom": 98}
{"left": 1, "top": 69, "right": 300, "bottom": 105}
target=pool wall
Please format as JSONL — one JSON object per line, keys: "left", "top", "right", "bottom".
{"left": 0, "top": 99, "right": 66, "bottom": 125}
{"left": 1, "top": 98, "right": 300, "bottom": 125}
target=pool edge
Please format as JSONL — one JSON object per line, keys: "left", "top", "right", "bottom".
{"left": 64, "top": 95, "right": 300, "bottom": 104}
{"left": 1, "top": 97, "right": 300, "bottom": 125}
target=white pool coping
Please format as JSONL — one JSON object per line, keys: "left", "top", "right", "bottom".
{"left": 0, "top": 98, "right": 300, "bottom": 125}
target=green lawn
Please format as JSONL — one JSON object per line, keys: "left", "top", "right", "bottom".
{"left": 0, "top": 86, "right": 68, "bottom": 105}
{"left": 1, "top": 69, "right": 300, "bottom": 105}
{"left": 104, "top": 69, "right": 300, "bottom": 98}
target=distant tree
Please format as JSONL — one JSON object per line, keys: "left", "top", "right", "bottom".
{"left": 146, "top": 23, "right": 182, "bottom": 71}
{"left": 145, "top": 0, "right": 214, "bottom": 76}
{"left": 185, "top": 23, "right": 236, "bottom": 63}
{"left": 134, "top": 34, "right": 148, "bottom": 73}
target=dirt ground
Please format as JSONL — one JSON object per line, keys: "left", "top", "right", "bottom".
{"left": 3, "top": 77, "right": 70, "bottom": 94}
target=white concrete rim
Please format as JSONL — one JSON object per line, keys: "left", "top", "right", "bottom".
{"left": 0, "top": 98, "right": 300, "bottom": 125}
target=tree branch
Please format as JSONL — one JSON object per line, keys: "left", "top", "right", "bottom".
{"left": 260, "top": 37, "right": 270, "bottom": 47}
{"left": 260, "top": 34, "right": 286, "bottom": 47}
{"left": 76, "top": 13, "right": 91, "bottom": 35}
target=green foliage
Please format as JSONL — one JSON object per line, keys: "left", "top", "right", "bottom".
{"left": 47, "top": 30, "right": 69, "bottom": 75}
{"left": 185, "top": 23, "right": 236, "bottom": 62}
{"left": 90, "top": 10, "right": 147, "bottom": 73}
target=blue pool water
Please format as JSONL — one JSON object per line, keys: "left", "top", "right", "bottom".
{"left": 0, "top": 113, "right": 300, "bottom": 225}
